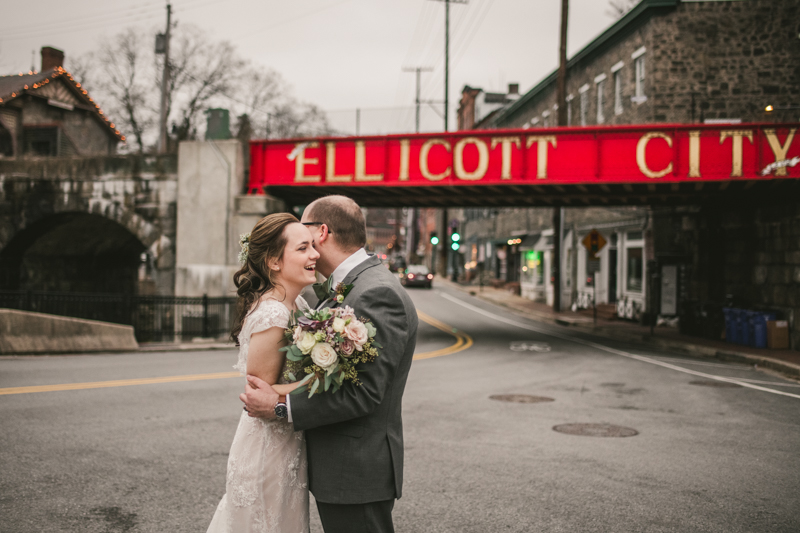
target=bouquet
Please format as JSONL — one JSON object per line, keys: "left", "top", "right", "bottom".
{"left": 281, "top": 305, "right": 381, "bottom": 397}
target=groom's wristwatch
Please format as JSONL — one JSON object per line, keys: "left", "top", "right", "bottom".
{"left": 274, "top": 395, "right": 288, "bottom": 419}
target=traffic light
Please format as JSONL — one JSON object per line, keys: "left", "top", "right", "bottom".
{"left": 430, "top": 233, "right": 439, "bottom": 246}
{"left": 450, "top": 228, "right": 461, "bottom": 251}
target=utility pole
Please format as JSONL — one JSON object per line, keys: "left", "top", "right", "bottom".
{"left": 403, "top": 67, "right": 433, "bottom": 133}
{"left": 556, "top": 0, "right": 569, "bottom": 127}
{"left": 553, "top": 0, "right": 568, "bottom": 312}
{"left": 158, "top": 3, "right": 172, "bottom": 153}
{"left": 430, "top": 0, "right": 467, "bottom": 132}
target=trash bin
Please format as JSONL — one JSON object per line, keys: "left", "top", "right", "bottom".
{"left": 727, "top": 308, "right": 742, "bottom": 344}
{"left": 741, "top": 310, "right": 756, "bottom": 346}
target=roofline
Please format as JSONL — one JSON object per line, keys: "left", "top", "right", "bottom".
{"left": 0, "top": 67, "right": 125, "bottom": 142}
{"left": 491, "top": 0, "right": 678, "bottom": 126}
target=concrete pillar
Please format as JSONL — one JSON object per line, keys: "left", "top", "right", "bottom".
{"left": 175, "top": 140, "right": 245, "bottom": 297}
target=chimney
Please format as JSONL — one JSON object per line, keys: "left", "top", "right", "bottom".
{"left": 508, "top": 83, "right": 519, "bottom": 96}
{"left": 41, "top": 46, "right": 65, "bottom": 72}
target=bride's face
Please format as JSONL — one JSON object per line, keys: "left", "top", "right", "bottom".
{"left": 276, "top": 223, "right": 320, "bottom": 287}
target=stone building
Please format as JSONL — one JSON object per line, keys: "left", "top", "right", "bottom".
{"left": 0, "top": 47, "right": 124, "bottom": 157}
{"left": 456, "top": 0, "right": 800, "bottom": 347}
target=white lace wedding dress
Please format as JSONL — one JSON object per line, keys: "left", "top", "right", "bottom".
{"left": 207, "top": 296, "right": 309, "bottom": 533}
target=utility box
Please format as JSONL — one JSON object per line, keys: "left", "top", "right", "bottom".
{"left": 766, "top": 320, "right": 790, "bottom": 349}
{"left": 205, "top": 108, "right": 231, "bottom": 140}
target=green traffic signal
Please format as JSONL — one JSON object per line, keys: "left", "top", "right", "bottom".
{"left": 431, "top": 235, "right": 439, "bottom": 245}
{"left": 452, "top": 232, "right": 460, "bottom": 242}
{"left": 451, "top": 242, "right": 460, "bottom": 251}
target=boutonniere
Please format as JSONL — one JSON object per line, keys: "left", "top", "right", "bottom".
{"left": 334, "top": 282, "right": 354, "bottom": 303}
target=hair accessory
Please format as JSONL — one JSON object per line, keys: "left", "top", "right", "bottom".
{"left": 238, "top": 233, "right": 251, "bottom": 265}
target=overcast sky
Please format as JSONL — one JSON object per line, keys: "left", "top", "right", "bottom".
{"left": 0, "top": 0, "right": 621, "bottom": 134}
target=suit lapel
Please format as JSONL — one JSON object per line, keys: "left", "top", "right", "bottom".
{"left": 342, "top": 255, "right": 382, "bottom": 286}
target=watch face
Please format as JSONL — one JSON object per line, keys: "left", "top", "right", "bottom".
{"left": 275, "top": 403, "right": 288, "bottom": 419}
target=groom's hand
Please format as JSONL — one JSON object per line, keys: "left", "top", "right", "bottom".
{"left": 240, "top": 375, "right": 278, "bottom": 419}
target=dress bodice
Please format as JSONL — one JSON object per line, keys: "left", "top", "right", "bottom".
{"left": 234, "top": 295, "right": 309, "bottom": 375}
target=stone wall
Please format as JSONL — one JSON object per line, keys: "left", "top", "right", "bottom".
{"left": 650, "top": 0, "right": 800, "bottom": 124}
{"left": 0, "top": 155, "right": 177, "bottom": 295}
{"left": 654, "top": 202, "right": 800, "bottom": 349}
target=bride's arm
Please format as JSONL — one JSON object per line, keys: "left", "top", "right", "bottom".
{"left": 272, "top": 382, "right": 303, "bottom": 395}
{"left": 246, "top": 327, "right": 288, "bottom": 387}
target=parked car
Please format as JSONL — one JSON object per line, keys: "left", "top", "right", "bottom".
{"left": 401, "top": 265, "right": 433, "bottom": 289}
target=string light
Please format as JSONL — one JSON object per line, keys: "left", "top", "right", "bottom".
{"left": 1, "top": 67, "right": 123, "bottom": 141}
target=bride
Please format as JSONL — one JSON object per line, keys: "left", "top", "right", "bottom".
{"left": 207, "top": 213, "right": 319, "bottom": 533}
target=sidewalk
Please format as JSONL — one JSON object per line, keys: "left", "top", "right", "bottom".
{"left": 139, "top": 339, "right": 234, "bottom": 352}
{"left": 437, "top": 278, "right": 800, "bottom": 380}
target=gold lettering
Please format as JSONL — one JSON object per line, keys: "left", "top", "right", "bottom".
{"left": 354, "top": 141, "right": 383, "bottom": 181}
{"left": 526, "top": 135, "right": 557, "bottom": 179}
{"left": 453, "top": 137, "right": 489, "bottom": 181}
{"left": 419, "top": 139, "right": 451, "bottom": 181}
{"left": 688, "top": 130, "right": 701, "bottom": 178}
{"left": 325, "top": 142, "right": 352, "bottom": 183}
{"left": 719, "top": 130, "right": 753, "bottom": 177}
{"left": 636, "top": 132, "right": 673, "bottom": 179}
{"left": 764, "top": 128, "right": 797, "bottom": 176}
{"left": 294, "top": 142, "right": 321, "bottom": 183}
{"left": 491, "top": 136, "right": 521, "bottom": 179}
{"left": 399, "top": 139, "right": 410, "bottom": 181}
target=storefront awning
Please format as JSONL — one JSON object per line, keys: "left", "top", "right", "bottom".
{"left": 519, "top": 233, "right": 541, "bottom": 250}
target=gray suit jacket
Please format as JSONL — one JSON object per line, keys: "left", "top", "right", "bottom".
{"left": 291, "top": 255, "right": 418, "bottom": 504}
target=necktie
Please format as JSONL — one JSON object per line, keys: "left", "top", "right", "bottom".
{"left": 312, "top": 276, "right": 335, "bottom": 302}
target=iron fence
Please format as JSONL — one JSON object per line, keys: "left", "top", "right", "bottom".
{"left": 0, "top": 290, "right": 238, "bottom": 343}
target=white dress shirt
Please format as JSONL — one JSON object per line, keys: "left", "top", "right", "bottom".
{"left": 286, "top": 248, "right": 369, "bottom": 421}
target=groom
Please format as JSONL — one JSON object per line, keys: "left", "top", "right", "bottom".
{"left": 241, "top": 195, "right": 418, "bottom": 533}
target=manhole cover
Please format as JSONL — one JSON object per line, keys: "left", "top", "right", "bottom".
{"left": 490, "top": 394, "right": 555, "bottom": 404}
{"left": 553, "top": 423, "right": 638, "bottom": 437}
{"left": 689, "top": 380, "right": 742, "bottom": 388}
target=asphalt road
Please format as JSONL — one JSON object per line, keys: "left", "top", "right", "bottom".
{"left": 2, "top": 284, "right": 799, "bottom": 532}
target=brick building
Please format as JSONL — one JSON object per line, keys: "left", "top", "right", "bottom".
{"left": 455, "top": 0, "right": 800, "bottom": 348}
{"left": 0, "top": 47, "right": 123, "bottom": 158}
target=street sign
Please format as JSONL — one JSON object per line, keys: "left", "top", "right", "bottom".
{"left": 586, "top": 259, "right": 601, "bottom": 273}
{"left": 582, "top": 229, "right": 607, "bottom": 260}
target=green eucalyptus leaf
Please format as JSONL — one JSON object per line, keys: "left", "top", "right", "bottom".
{"left": 324, "top": 372, "right": 332, "bottom": 391}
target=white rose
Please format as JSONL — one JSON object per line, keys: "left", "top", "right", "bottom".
{"left": 332, "top": 317, "right": 346, "bottom": 333}
{"left": 344, "top": 320, "right": 369, "bottom": 349}
{"left": 292, "top": 326, "right": 304, "bottom": 344}
{"left": 310, "top": 342, "right": 338, "bottom": 369}
{"left": 297, "top": 331, "right": 317, "bottom": 354}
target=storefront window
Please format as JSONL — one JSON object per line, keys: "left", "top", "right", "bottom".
{"left": 521, "top": 251, "right": 544, "bottom": 285}
{"left": 626, "top": 247, "right": 643, "bottom": 291}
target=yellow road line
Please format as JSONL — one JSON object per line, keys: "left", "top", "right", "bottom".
{"left": 0, "top": 372, "right": 241, "bottom": 396}
{"left": 414, "top": 310, "right": 474, "bottom": 360}
{"left": 0, "top": 311, "right": 472, "bottom": 395}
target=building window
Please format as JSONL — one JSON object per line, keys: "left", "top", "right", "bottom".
{"left": 614, "top": 70, "right": 623, "bottom": 115}
{"left": 631, "top": 46, "right": 646, "bottom": 102}
{"left": 542, "top": 110, "right": 550, "bottom": 127}
{"left": 626, "top": 247, "right": 643, "bottom": 292}
{"left": 595, "top": 74, "right": 607, "bottom": 124}
{"left": 579, "top": 85, "right": 589, "bottom": 126}
{"left": 566, "top": 95, "right": 574, "bottom": 126}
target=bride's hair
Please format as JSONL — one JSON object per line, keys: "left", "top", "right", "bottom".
{"left": 230, "top": 212, "right": 299, "bottom": 344}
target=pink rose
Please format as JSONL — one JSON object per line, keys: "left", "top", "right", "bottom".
{"left": 292, "top": 326, "right": 304, "bottom": 344}
{"left": 344, "top": 319, "right": 369, "bottom": 349}
{"left": 340, "top": 339, "right": 355, "bottom": 356}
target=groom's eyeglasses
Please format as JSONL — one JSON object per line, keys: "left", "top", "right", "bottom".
{"left": 302, "top": 222, "right": 333, "bottom": 234}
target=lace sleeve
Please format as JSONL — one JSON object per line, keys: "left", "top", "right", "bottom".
{"left": 242, "top": 301, "right": 291, "bottom": 341}
{"left": 234, "top": 300, "right": 291, "bottom": 374}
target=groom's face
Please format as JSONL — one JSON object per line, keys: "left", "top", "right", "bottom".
{"left": 300, "top": 210, "right": 332, "bottom": 273}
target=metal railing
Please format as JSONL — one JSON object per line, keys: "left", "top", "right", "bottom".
{"left": 0, "top": 290, "right": 237, "bottom": 343}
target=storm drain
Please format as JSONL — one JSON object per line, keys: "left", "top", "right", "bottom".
{"left": 553, "top": 423, "right": 638, "bottom": 437}
{"left": 490, "top": 394, "right": 555, "bottom": 404}
{"left": 689, "top": 380, "right": 742, "bottom": 388}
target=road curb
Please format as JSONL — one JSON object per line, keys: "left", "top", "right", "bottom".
{"left": 439, "top": 280, "right": 800, "bottom": 381}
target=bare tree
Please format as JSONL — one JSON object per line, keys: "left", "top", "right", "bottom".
{"left": 70, "top": 29, "right": 155, "bottom": 152}
{"left": 75, "top": 24, "right": 331, "bottom": 150}
{"left": 607, "top": 0, "right": 639, "bottom": 19}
